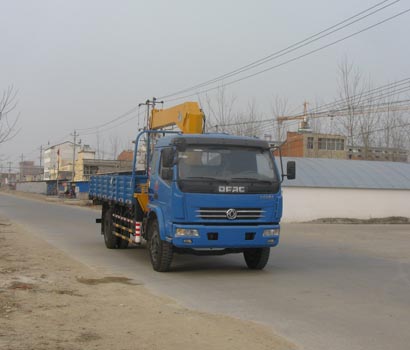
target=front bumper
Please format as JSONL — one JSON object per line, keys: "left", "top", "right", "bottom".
{"left": 169, "top": 223, "right": 280, "bottom": 248}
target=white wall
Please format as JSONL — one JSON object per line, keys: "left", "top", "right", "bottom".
{"left": 16, "top": 182, "right": 47, "bottom": 194}
{"left": 282, "top": 187, "right": 410, "bottom": 222}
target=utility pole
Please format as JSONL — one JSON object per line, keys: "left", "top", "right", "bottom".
{"left": 96, "top": 128, "right": 100, "bottom": 159}
{"left": 71, "top": 130, "right": 79, "bottom": 181}
{"left": 138, "top": 98, "right": 163, "bottom": 166}
{"left": 20, "top": 153, "right": 24, "bottom": 181}
{"left": 39, "top": 145, "right": 43, "bottom": 167}
{"left": 56, "top": 149, "right": 60, "bottom": 196}
{"left": 138, "top": 97, "right": 163, "bottom": 130}
{"left": 7, "top": 162, "right": 12, "bottom": 185}
{"left": 39, "top": 145, "right": 43, "bottom": 180}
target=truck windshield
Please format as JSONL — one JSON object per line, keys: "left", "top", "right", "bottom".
{"left": 178, "top": 146, "right": 277, "bottom": 182}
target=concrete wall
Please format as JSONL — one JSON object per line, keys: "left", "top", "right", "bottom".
{"left": 282, "top": 187, "right": 410, "bottom": 222}
{"left": 16, "top": 181, "right": 47, "bottom": 194}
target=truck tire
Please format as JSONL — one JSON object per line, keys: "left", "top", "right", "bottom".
{"left": 103, "top": 207, "right": 117, "bottom": 249}
{"left": 148, "top": 220, "right": 173, "bottom": 272}
{"left": 118, "top": 236, "right": 129, "bottom": 249}
{"left": 243, "top": 248, "right": 270, "bottom": 270}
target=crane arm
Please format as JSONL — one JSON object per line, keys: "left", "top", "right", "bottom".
{"left": 149, "top": 101, "right": 204, "bottom": 134}
{"left": 276, "top": 115, "right": 306, "bottom": 123}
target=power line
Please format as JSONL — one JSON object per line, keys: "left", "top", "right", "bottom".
{"left": 207, "top": 77, "right": 410, "bottom": 139}
{"left": 76, "top": 106, "right": 139, "bottom": 132}
{"left": 80, "top": 108, "right": 144, "bottom": 136}
{"left": 7, "top": 3, "right": 410, "bottom": 166}
{"left": 159, "top": 0, "right": 399, "bottom": 100}
{"left": 308, "top": 78, "right": 410, "bottom": 115}
{"left": 163, "top": 8, "right": 410, "bottom": 103}
{"left": 72, "top": 1, "right": 406, "bottom": 134}
{"left": 214, "top": 98, "right": 410, "bottom": 130}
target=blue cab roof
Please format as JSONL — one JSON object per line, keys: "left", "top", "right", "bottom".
{"left": 155, "top": 133, "right": 269, "bottom": 148}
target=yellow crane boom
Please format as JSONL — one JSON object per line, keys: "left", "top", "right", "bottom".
{"left": 149, "top": 101, "right": 204, "bottom": 134}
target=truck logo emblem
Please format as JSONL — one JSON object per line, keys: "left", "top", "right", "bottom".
{"left": 218, "top": 186, "right": 245, "bottom": 193}
{"left": 226, "top": 208, "right": 237, "bottom": 220}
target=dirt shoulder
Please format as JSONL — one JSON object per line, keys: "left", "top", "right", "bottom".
{"left": 0, "top": 217, "right": 296, "bottom": 350}
{"left": 0, "top": 189, "right": 97, "bottom": 209}
{"left": 308, "top": 216, "right": 410, "bottom": 224}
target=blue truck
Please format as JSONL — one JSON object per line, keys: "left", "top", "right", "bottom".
{"left": 89, "top": 101, "right": 295, "bottom": 271}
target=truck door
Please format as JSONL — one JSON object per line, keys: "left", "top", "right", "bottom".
{"left": 149, "top": 147, "right": 174, "bottom": 236}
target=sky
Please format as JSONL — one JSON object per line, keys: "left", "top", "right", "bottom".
{"left": 1, "top": 0, "right": 409, "bottom": 170}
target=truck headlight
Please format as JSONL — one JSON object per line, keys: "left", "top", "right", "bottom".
{"left": 175, "top": 228, "right": 200, "bottom": 237}
{"left": 263, "top": 228, "right": 280, "bottom": 237}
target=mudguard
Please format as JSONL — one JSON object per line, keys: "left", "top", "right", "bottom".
{"left": 147, "top": 204, "right": 167, "bottom": 241}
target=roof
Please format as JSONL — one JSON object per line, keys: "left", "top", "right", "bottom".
{"left": 281, "top": 157, "right": 410, "bottom": 190}
{"left": 156, "top": 133, "right": 270, "bottom": 149}
{"left": 44, "top": 141, "right": 80, "bottom": 151}
{"left": 117, "top": 150, "right": 133, "bottom": 161}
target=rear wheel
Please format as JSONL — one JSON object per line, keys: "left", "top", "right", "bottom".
{"left": 117, "top": 235, "right": 129, "bottom": 249}
{"left": 148, "top": 220, "right": 173, "bottom": 272}
{"left": 103, "top": 207, "right": 117, "bottom": 249}
{"left": 243, "top": 248, "right": 270, "bottom": 270}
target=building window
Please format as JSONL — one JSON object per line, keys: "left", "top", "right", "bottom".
{"left": 327, "top": 139, "right": 336, "bottom": 150}
{"left": 318, "top": 138, "right": 326, "bottom": 150}
{"left": 335, "top": 139, "right": 345, "bottom": 150}
{"left": 318, "top": 137, "right": 345, "bottom": 151}
{"left": 307, "top": 137, "right": 314, "bottom": 149}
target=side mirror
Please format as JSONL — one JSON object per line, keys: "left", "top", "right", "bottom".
{"left": 162, "top": 148, "right": 175, "bottom": 168}
{"left": 286, "top": 161, "right": 296, "bottom": 180}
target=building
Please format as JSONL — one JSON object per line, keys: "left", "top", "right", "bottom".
{"left": 276, "top": 131, "right": 409, "bottom": 163}
{"left": 281, "top": 157, "right": 410, "bottom": 222}
{"left": 19, "top": 161, "right": 44, "bottom": 181}
{"left": 0, "top": 172, "right": 17, "bottom": 188}
{"left": 74, "top": 146, "right": 133, "bottom": 181}
{"left": 348, "top": 145, "right": 408, "bottom": 162}
{"left": 117, "top": 147, "right": 146, "bottom": 171}
{"left": 74, "top": 145, "right": 97, "bottom": 181}
{"left": 43, "top": 141, "right": 80, "bottom": 180}
{"left": 277, "top": 131, "right": 347, "bottom": 159}
{"left": 117, "top": 150, "right": 133, "bottom": 161}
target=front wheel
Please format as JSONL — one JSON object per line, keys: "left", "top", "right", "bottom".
{"left": 243, "top": 248, "right": 270, "bottom": 270}
{"left": 148, "top": 220, "right": 173, "bottom": 272}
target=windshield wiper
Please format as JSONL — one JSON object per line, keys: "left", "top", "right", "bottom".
{"left": 183, "top": 176, "right": 228, "bottom": 182}
{"left": 230, "top": 177, "right": 274, "bottom": 184}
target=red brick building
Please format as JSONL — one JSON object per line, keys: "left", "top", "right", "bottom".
{"left": 276, "top": 132, "right": 347, "bottom": 159}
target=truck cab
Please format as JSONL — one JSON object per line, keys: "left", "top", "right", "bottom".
{"left": 145, "top": 133, "right": 286, "bottom": 270}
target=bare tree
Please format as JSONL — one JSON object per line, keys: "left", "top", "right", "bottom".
{"left": 334, "top": 58, "right": 367, "bottom": 147}
{"left": 377, "top": 93, "right": 410, "bottom": 156}
{"left": 232, "top": 99, "right": 264, "bottom": 137}
{"left": 203, "top": 87, "right": 266, "bottom": 137}
{"left": 271, "top": 95, "right": 291, "bottom": 142}
{"left": 0, "top": 86, "right": 20, "bottom": 144}
{"left": 308, "top": 98, "right": 333, "bottom": 134}
{"left": 109, "top": 135, "right": 120, "bottom": 159}
{"left": 203, "top": 86, "right": 236, "bottom": 133}
{"left": 335, "top": 58, "right": 388, "bottom": 158}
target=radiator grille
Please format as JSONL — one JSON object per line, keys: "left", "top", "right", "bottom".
{"left": 196, "top": 208, "right": 264, "bottom": 220}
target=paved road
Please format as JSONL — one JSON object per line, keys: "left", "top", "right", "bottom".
{"left": 1, "top": 193, "right": 409, "bottom": 350}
